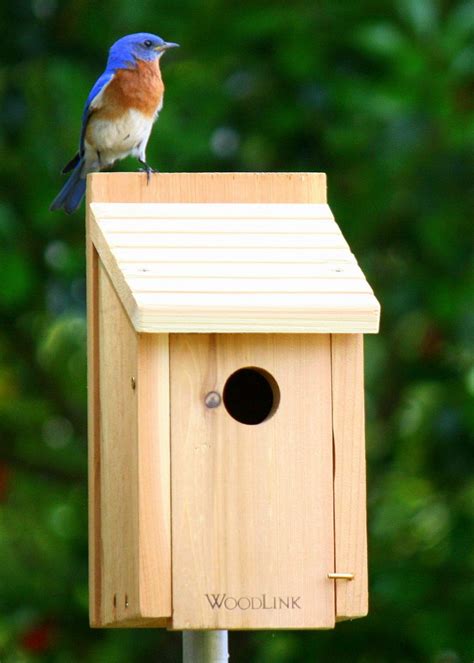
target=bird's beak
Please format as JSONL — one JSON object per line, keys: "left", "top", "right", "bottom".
{"left": 155, "top": 41, "right": 180, "bottom": 51}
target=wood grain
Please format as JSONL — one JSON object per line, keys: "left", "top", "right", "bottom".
{"left": 92, "top": 265, "right": 171, "bottom": 627}
{"left": 137, "top": 333, "right": 171, "bottom": 618}
{"left": 87, "top": 182, "right": 171, "bottom": 628}
{"left": 98, "top": 262, "right": 140, "bottom": 625}
{"left": 331, "top": 334, "right": 368, "bottom": 620}
{"left": 119, "top": 262, "right": 367, "bottom": 279}
{"left": 125, "top": 277, "right": 372, "bottom": 294}
{"left": 170, "top": 334, "right": 335, "bottom": 630}
{"left": 91, "top": 201, "right": 334, "bottom": 218}
{"left": 87, "top": 172, "right": 327, "bottom": 205}
{"left": 106, "top": 231, "right": 348, "bottom": 249}
{"left": 86, "top": 239, "right": 101, "bottom": 626}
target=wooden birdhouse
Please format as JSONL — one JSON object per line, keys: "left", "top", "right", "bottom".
{"left": 86, "top": 172, "right": 380, "bottom": 631}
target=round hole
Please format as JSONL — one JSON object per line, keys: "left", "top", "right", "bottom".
{"left": 223, "top": 367, "right": 280, "bottom": 425}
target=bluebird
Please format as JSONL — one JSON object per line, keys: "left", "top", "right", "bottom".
{"left": 50, "top": 33, "right": 179, "bottom": 214}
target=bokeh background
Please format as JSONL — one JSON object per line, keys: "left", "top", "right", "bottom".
{"left": 1, "top": 0, "right": 473, "bottom": 661}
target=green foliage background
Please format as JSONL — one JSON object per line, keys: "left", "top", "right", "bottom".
{"left": 0, "top": 0, "right": 473, "bottom": 661}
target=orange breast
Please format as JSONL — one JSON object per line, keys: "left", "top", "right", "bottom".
{"left": 100, "top": 59, "right": 165, "bottom": 119}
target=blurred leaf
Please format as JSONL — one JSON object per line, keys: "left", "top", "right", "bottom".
{"left": 397, "top": 0, "right": 439, "bottom": 36}
{"left": 0, "top": 252, "right": 35, "bottom": 309}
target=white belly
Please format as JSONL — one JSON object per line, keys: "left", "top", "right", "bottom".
{"left": 85, "top": 109, "right": 154, "bottom": 168}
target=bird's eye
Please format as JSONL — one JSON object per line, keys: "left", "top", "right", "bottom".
{"left": 143, "top": 39, "right": 153, "bottom": 48}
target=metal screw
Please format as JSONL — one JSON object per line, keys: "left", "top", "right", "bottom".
{"left": 131, "top": 377, "right": 136, "bottom": 390}
{"left": 204, "top": 391, "right": 221, "bottom": 408}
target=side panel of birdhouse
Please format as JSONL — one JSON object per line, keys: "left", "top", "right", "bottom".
{"left": 331, "top": 334, "right": 368, "bottom": 619}
{"left": 87, "top": 252, "right": 171, "bottom": 627}
{"left": 170, "top": 333, "right": 335, "bottom": 630}
{"left": 136, "top": 332, "right": 172, "bottom": 622}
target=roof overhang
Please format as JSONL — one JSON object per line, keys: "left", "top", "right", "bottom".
{"left": 89, "top": 202, "right": 380, "bottom": 333}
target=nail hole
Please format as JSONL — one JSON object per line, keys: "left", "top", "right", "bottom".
{"left": 131, "top": 377, "right": 136, "bottom": 390}
{"left": 125, "top": 594, "right": 129, "bottom": 609}
{"left": 223, "top": 367, "right": 280, "bottom": 425}
{"left": 113, "top": 594, "right": 117, "bottom": 608}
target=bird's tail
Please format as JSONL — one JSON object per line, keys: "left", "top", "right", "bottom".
{"left": 50, "top": 158, "right": 87, "bottom": 214}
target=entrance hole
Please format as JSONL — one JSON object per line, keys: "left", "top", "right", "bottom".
{"left": 223, "top": 367, "right": 280, "bottom": 425}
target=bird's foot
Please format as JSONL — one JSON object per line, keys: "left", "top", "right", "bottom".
{"left": 138, "top": 160, "right": 158, "bottom": 185}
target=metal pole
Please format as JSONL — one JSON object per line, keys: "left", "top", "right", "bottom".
{"left": 183, "top": 630, "right": 229, "bottom": 663}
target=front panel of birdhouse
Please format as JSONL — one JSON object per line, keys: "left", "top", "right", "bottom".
{"left": 170, "top": 333, "right": 335, "bottom": 630}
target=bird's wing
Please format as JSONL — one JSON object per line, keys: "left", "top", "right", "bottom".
{"left": 79, "top": 69, "right": 116, "bottom": 152}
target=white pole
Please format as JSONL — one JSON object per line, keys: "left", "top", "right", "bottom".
{"left": 182, "top": 630, "right": 229, "bottom": 663}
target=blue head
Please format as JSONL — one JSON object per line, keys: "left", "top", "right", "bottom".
{"left": 107, "top": 32, "right": 179, "bottom": 69}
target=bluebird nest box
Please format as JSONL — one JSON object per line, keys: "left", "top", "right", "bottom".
{"left": 86, "top": 172, "right": 380, "bottom": 630}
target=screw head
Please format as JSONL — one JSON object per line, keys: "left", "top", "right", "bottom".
{"left": 204, "top": 391, "right": 221, "bottom": 408}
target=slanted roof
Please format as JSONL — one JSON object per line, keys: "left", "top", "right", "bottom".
{"left": 89, "top": 202, "right": 380, "bottom": 333}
